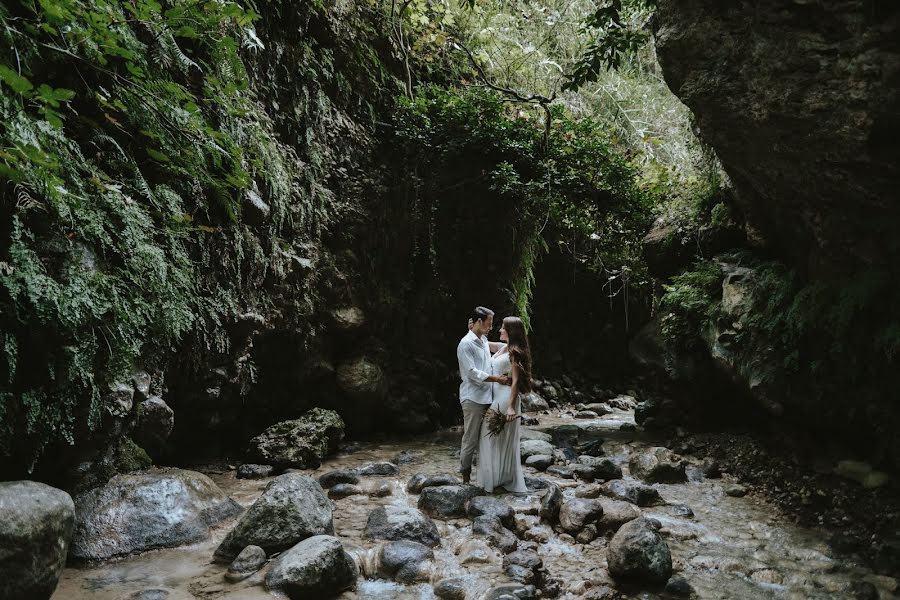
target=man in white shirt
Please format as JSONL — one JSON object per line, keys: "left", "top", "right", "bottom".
{"left": 457, "top": 306, "right": 510, "bottom": 484}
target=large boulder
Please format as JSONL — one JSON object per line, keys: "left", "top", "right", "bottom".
{"left": 214, "top": 473, "right": 333, "bottom": 562}
{"left": 265, "top": 535, "right": 357, "bottom": 598}
{"left": 466, "top": 496, "right": 515, "bottom": 530}
{"left": 472, "top": 515, "right": 518, "bottom": 554}
{"left": 601, "top": 479, "right": 664, "bottom": 507}
{"left": 520, "top": 392, "right": 550, "bottom": 413}
{"left": 376, "top": 540, "right": 434, "bottom": 583}
{"left": 336, "top": 357, "right": 387, "bottom": 401}
{"left": 245, "top": 408, "right": 345, "bottom": 470}
{"left": 0, "top": 481, "right": 75, "bottom": 600}
{"left": 520, "top": 439, "right": 555, "bottom": 461}
{"left": 558, "top": 498, "right": 604, "bottom": 535}
{"left": 597, "top": 499, "right": 642, "bottom": 534}
{"left": 363, "top": 505, "right": 441, "bottom": 548}
{"left": 628, "top": 447, "right": 687, "bottom": 484}
{"left": 418, "top": 485, "right": 485, "bottom": 519}
{"left": 132, "top": 395, "right": 174, "bottom": 455}
{"left": 608, "top": 518, "right": 673, "bottom": 585}
{"left": 71, "top": 469, "right": 240, "bottom": 560}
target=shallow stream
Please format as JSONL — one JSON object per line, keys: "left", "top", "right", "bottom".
{"left": 52, "top": 407, "right": 898, "bottom": 599}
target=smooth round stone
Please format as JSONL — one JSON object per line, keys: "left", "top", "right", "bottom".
{"left": 434, "top": 577, "right": 467, "bottom": 600}
{"left": 525, "top": 455, "right": 553, "bottom": 471}
{"left": 329, "top": 483, "right": 363, "bottom": 499}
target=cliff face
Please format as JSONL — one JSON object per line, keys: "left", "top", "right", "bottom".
{"left": 654, "top": 0, "right": 900, "bottom": 275}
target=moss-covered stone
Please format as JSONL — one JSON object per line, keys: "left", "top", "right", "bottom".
{"left": 245, "top": 408, "right": 345, "bottom": 470}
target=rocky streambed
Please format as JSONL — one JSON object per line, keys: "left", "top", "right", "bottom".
{"left": 47, "top": 402, "right": 897, "bottom": 600}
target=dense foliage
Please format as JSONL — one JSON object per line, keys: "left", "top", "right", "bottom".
{"left": 383, "top": 85, "right": 653, "bottom": 329}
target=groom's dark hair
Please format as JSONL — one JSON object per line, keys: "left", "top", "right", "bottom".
{"left": 471, "top": 306, "right": 494, "bottom": 323}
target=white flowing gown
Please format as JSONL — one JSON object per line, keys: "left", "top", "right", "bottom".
{"left": 476, "top": 349, "right": 527, "bottom": 493}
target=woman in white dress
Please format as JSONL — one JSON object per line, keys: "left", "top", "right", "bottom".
{"left": 477, "top": 316, "right": 532, "bottom": 493}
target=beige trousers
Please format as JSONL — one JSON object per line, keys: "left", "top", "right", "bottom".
{"left": 460, "top": 400, "right": 488, "bottom": 477}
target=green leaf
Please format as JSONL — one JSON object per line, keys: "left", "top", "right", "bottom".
{"left": 146, "top": 148, "right": 171, "bottom": 162}
{"left": 0, "top": 65, "right": 34, "bottom": 95}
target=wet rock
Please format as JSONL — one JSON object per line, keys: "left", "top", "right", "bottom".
{"left": 318, "top": 469, "right": 359, "bottom": 489}
{"left": 329, "top": 484, "right": 363, "bottom": 499}
{"left": 73, "top": 469, "right": 240, "bottom": 561}
{"left": 368, "top": 482, "right": 392, "bottom": 497}
{"left": 265, "top": 535, "right": 357, "bottom": 598}
{"left": 597, "top": 498, "right": 642, "bottom": 534}
{"left": 553, "top": 447, "right": 577, "bottom": 463}
{"left": 524, "top": 476, "right": 552, "bottom": 491}
{"left": 336, "top": 357, "right": 387, "bottom": 401}
{"left": 572, "top": 458, "right": 622, "bottom": 482}
{"left": 540, "top": 484, "right": 562, "bottom": 524}
{"left": 123, "top": 590, "right": 170, "bottom": 600}
{"left": 608, "top": 517, "right": 673, "bottom": 585}
{"left": 629, "top": 447, "right": 686, "bottom": 484}
{"left": 0, "top": 481, "right": 74, "bottom": 600}
{"left": 544, "top": 424, "right": 581, "bottom": 449}
{"left": 665, "top": 576, "right": 693, "bottom": 596}
{"left": 576, "top": 524, "right": 598, "bottom": 544}
{"left": 356, "top": 461, "right": 399, "bottom": 476}
{"left": 392, "top": 450, "right": 420, "bottom": 465}
{"left": 725, "top": 484, "right": 748, "bottom": 497}
{"left": 480, "top": 583, "right": 537, "bottom": 599}
{"left": 236, "top": 464, "right": 274, "bottom": 480}
{"left": 131, "top": 370, "right": 151, "bottom": 401}
{"left": 546, "top": 465, "right": 574, "bottom": 479}
{"left": 133, "top": 396, "right": 174, "bottom": 454}
{"left": 519, "top": 429, "right": 552, "bottom": 443}
{"left": 575, "top": 485, "right": 601, "bottom": 499}
{"left": 576, "top": 440, "right": 606, "bottom": 457}
{"left": 245, "top": 408, "right": 345, "bottom": 470}
{"left": 601, "top": 479, "right": 663, "bottom": 507}
{"left": 523, "top": 525, "right": 552, "bottom": 544}
{"left": 520, "top": 440, "right": 555, "bottom": 461}
{"left": 584, "top": 403, "right": 612, "bottom": 415}
{"left": 434, "top": 577, "right": 467, "bottom": 600}
{"left": 225, "top": 545, "right": 266, "bottom": 582}
{"left": 525, "top": 455, "right": 553, "bottom": 471}
{"left": 377, "top": 540, "right": 434, "bottom": 582}
{"left": 701, "top": 458, "right": 721, "bottom": 478}
{"left": 407, "top": 473, "right": 460, "bottom": 494}
{"left": 214, "top": 473, "right": 332, "bottom": 561}
{"left": 363, "top": 505, "right": 441, "bottom": 547}
{"left": 467, "top": 496, "right": 515, "bottom": 529}
{"left": 418, "top": 485, "right": 485, "bottom": 519}
{"left": 575, "top": 410, "right": 599, "bottom": 419}
{"left": 506, "top": 563, "right": 537, "bottom": 584}
{"left": 472, "top": 516, "right": 518, "bottom": 553}
{"left": 458, "top": 539, "right": 495, "bottom": 565}
{"left": 671, "top": 504, "right": 694, "bottom": 518}
{"left": 521, "top": 392, "right": 550, "bottom": 413}
{"left": 558, "top": 498, "right": 604, "bottom": 535}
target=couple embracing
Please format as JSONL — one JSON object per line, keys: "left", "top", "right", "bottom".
{"left": 456, "top": 306, "right": 533, "bottom": 493}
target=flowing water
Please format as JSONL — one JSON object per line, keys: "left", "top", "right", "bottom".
{"left": 52, "top": 408, "right": 898, "bottom": 600}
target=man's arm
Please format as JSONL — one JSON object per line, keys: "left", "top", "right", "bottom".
{"left": 458, "top": 341, "right": 508, "bottom": 384}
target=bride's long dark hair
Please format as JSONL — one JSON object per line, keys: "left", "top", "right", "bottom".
{"left": 503, "top": 316, "right": 533, "bottom": 393}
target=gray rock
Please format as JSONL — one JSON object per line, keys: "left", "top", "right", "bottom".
{"left": 608, "top": 517, "right": 673, "bottom": 585}
{"left": 0, "top": 481, "right": 74, "bottom": 600}
{"left": 214, "top": 473, "right": 332, "bottom": 561}
{"left": 467, "top": 496, "right": 515, "bottom": 529}
{"left": 601, "top": 480, "right": 663, "bottom": 507}
{"left": 701, "top": 458, "right": 721, "bottom": 478}
{"left": 329, "top": 484, "right": 362, "bottom": 499}
{"left": 539, "top": 485, "right": 562, "bottom": 524}
{"left": 131, "top": 370, "right": 151, "bottom": 402}
{"left": 318, "top": 469, "right": 359, "bottom": 489}
{"left": 597, "top": 498, "right": 642, "bottom": 534}
{"left": 104, "top": 381, "right": 135, "bottom": 418}
{"left": 236, "top": 464, "right": 274, "bottom": 480}
{"left": 524, "top": 455, "right": 552, "bottom": 471}
{"left": 377, "top": 540, "right": 434, "bottom": 581}
{"left": 725, "top": 484, "right": 748, "bottom": 497}
{"left": 434, "top": 577, "right": 467, "bottom": 600}
{"left": 418, "top": 485, "right": 485, "bottom": 519}
{"left": 407, "top": 473, "right": 460, "bottom": 494}
{"left": 505, "top": 563, "right": 537, "bottom": 584}
{"left": 671, "top": 504, "right": 694, "bottom": 518}
{"left": 665, "top": 576, "right": 694, "bottom": 596}
{"left": 265, "top": 535, "right": 357, "bottom": 598}
{"left": 123, "top": 590, "right": 170, "bottom": 600}
{"left": 480, "top": 583, "right": 537, "bottom": 600}
{"left": 356, "top": 462, "right": 399, "bottom": 476}
{"left": 520, "top": 392, "right": 549, "bottom": 413}
{"left": 576, "top": 524, "right": 598, "bottom": 544}
{"left": 519, "top": 429, "right": 552, "bottom": 443}
{"left": 472, "top": 515, "right": 518, "bottom": 553}
{"left": 72, "top": 469, "right": 240, "bottom": 560}
{"left": 520, "top": 439, "right": 555, "bottom": 461}
{"left": 629, "top": 447, "right": 687, "bottom": 483}
{"left": 546, "top": 465, "right": 574, "bottom": 479}
{"left": 225, "top": 545, "right": 266, "bottom": 582}
{"left": 133, "top": 396, "right": 174, "bottom": 454}
{"left": 363, "top": 505, "right": 441, "bottom": 547}
{"left": 458, "top": 539, "right": 494, "bottom": 565}
{"left": 575, "top": 410, "right": 599, "bottom": 419}
{"left": 503, "top": 549, "right": 542, "bottom": 570}
{"left": 245, "top": 408, "right": 345, "bottom": 470}
{"left": 558, "top": 498, "right": 604, "bottom": 535}
{"left": 368, "top": 482, "right": 392, "bottom": 497}
{"left": 336, "top": 358, "right": 387, "bottom": 401}
{"left": 584, "top": 403, "right": 612, "bottom": 415}
{"left": 575, "top": 457, "right": 622, "bottom": 481}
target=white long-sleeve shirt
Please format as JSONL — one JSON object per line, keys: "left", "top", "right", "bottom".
{"left": 457, "top": 330, "right": 493, "bottom": 405}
